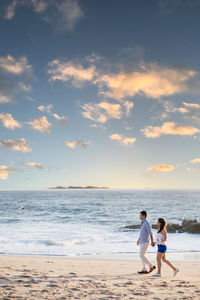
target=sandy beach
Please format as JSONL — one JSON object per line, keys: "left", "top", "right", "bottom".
{"left": 0, "top": 255, "right": 200, "bottom": 299}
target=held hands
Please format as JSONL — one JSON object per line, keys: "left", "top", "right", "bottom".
{"left": 151, "top": 241, "right": 155, "bottom": 247}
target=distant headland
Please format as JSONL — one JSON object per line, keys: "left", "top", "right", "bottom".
{"left": 49, "top": 185, "right": 109, "bottom": 190}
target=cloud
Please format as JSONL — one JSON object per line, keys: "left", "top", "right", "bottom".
{"left": 4, "top": 0, "right": 47, "bottom": 20}
{"left": 82, "top": 102, "right": 121, "bottom": 123}
{"left": 163, "top": 101, "right": 189, "bottom": 114}
{"left": 89, "top": 123, "right": 105, "bottom": 130}
{"left": 47, "top": 55, "right": 200, "bottom": 102}
{"left": 0, "top": 55, "right": 31, "bottom": 74}
{"left": 81, "top": 100, "right": 134, "bottom": 123}
{"left": 37, "top": 105, "right": 68, "bottom": 124}
{"left": 0, "top": 55, "right": 32, "bottom": 103}
{"left": 181, "top": 102, "right": 200, "bottom": 123}
{"left": 123, "top": 100, "right": 134, "bottom": 116}
{"left": 31, "top": 0, "right": 47, "bottom": 13}
{"left": 24, "top": 162, "right": 43, "bottom": 169}
{"left": 0, "top": 138, "right": 31, "bottom": 153}
{"left": 48, "top": 60, "right": 96, "bottom": 87}
{"left": 158, "top": 100, "right": 200, "bottom": 123}
{"left": 0, "top": 93, "right": 11, "bottom": 103}
{"left": 53, "top": 0, "right": 83, "bottom": 31}
{"left": 109, "top": 133, "right": 136, "bottom": 146}
{"left": 0, "top": 113, "right": 21, "bottom": 129}
{"left": 4, "top": 0, "right": 17, "bottom": 19}
{"left": 141, "top": 122, "right": 200, "bottom": 138}
{"left": 189, "top": 158, "right": 200, "bottom": 164}
{"left": 29, "top": 116, "right": 52, "bottom": 133}
{"left": 52, "top": 113, "right": 68, "bottom": 123}
{"left": 96, "top": 64, "right": 198, "bottom": 100}
{"left": 0, "top": 165, "right": 17, "bottom": 180}
{"left": 38, "top": 104, "right": 53, "bottom": 113}
{"left": 3, "top": 0, "right": 83, "bottom": 31}
{"left": 164, "top": 101, "right": 200, "bottom": 115}
{"left": 146, "top": 164, "right": 175, "bottom": 172}
{"left": 64, "top": 140, "right": 91, "bottom": 148}
{"left": 183, "top": 102, "right": 200, "bottom": 110}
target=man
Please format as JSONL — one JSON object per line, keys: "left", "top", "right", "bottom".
{"left": 137, "top": 210, "right": 156, "bottom": 274}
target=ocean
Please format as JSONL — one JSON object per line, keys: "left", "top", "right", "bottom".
{"left": 0, "top": 189, "right": 199, "bottom": 260}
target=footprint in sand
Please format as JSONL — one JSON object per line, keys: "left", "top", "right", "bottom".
{"left": 47, "top": 284, "right": 59, "bottom": 288}
{"left": 69, "top": 272, "right": 77, "bottom": 276}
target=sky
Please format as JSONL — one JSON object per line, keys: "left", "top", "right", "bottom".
{"left": 0, "top": 0, "right": 200, "bottom": 189}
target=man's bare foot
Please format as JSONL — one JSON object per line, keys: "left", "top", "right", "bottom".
{"left": 148, "top": 265, "right": 156, "bottom": 273}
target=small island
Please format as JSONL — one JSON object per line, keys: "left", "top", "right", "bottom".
{"left": 49, "top": 185, "right": 109, "bottom": 190}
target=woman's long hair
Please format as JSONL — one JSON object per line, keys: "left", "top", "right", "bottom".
{"left": 158, "top": 218, "right": 166, "bottom": 233}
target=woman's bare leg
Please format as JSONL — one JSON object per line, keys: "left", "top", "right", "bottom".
{"left": 162, "top": 254, "right": 176, "bottom": 271}
{"left": 157, "top": 252, "right": 163, "bottom": 274}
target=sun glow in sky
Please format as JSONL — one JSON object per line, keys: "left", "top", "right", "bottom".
{"left": 1, "top": 0, "right": 200, "bottom": 189}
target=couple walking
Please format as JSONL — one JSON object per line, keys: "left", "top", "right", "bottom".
{"left": 137, "top": 211, "right": 179, "bottom": 277}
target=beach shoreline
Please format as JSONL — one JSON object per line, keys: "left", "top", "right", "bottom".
{"left": 0, "top": 255, "right": 200, "bottom": 299}
{"left": 1, "top": 251, "right": 200, "bottom": 261}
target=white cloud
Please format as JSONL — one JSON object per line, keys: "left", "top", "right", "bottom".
{"left": 38, "top": 104, "right": 53, "bottom": 113}
{"left": 52, "top": 113, "right": 68, "bottom": 123}
{"left": 4, "top": 0, "right": 47, "bottom": 19}
{"left": 55, "top": 0, "right": 83, "bottom": 31}
{"left": 123, "top": 100, "right": 134, "bottom": 116}
{"left": 48, "top": 60, "right": 95, "bottom": 87}
{"left": 141, "top": 122, "right": 200, "bottom": 138}
{"left": 64, "top": 140, "right": 91, "bottom": 148}
{"left": 0, "top": 113, "right": 21, "bottom": 129}
{"left": 81, "top": 100, "right": 134, "bottom": 123}
{"left": 29, "top": 116, "right": 52, "bottom": 133}
{"left": 189, "top": 158, "right": 200, "bottom": 164}
{"left": 0, "top": 93, "right": 11, "bottom": 103}
{"left": 89, "top": 123, "right": 105, "bottom": 130}
{"left": 48, "top": 56, "right": 200, "bottom": 101}
{"left": 31, "top": 0, "right": 47, "bottom": 13}
{"left": 4, "top": 0, "right": 17, "bottom": 19}
{"left": 0, "top": 138, "right": 31, "bottom": 153}
{"left": 24, "top": 162, "right": 43, "bottom": 169}
{"left": 95, "top": 63, "right": 198, "bottom": 100}
{"left": 109, "top": 133, "right": 136, "bottom": 146}
{"left": 183, "top": 102, "right": 200, "bottom": 110}
{"left": 4, "top": 0, "right": 83, "bottom": 31}
{"left": 158, "top": 100, "right": 200, "bottom": 123}
{"left": 146, "top": 164, "right": 175, "bottom": 172}
{"left": 163, "top": 101, "right": 189, "bottom": 114}
{"left": 0, "top": 165, "right": 16, "bottom": 180}
{"left": 0, "top": 55, "right": 32, "bottom": 103}
{"left": 37, "top": 105, "right": 68, "bottom": 124}
{"left": 18, "top": 82, "right": 32, "bottom": 92}
{"left": 0, "top": 55, "right": 31, "bottom": 74}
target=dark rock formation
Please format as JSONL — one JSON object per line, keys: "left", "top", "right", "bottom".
{"left": 49, "top": 186, "right": 109, "bottom": 189}
{"left": 123, "top": 219, "right": 200, "bottom": 234}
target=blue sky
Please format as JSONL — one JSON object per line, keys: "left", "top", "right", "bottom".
{"left": 0, "top": 0, "right": 200, "bottom": 189}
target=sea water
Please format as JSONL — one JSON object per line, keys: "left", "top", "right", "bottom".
{"left": 0, "top": 189, "right": 199, "bottom": 260}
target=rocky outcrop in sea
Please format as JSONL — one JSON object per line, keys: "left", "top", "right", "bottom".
{"left": 123, "top": 219, "right": 200, "bottom": 234}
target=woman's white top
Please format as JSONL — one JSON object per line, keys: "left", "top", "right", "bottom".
{"left": 156, "top": 232, "right": 166, "bottom": 245}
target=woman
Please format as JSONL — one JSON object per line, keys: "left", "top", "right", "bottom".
{"left": 153, "top": 218, "right": 179, "bottom": 277}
